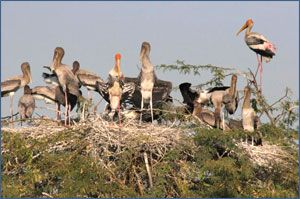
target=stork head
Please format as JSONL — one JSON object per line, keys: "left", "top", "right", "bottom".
{"left": 21, "top": 62, "right": 32, "bottom": 84}
{"left": 115, "top": 53, "right": 122, "bottom": 79}
{"left": 139, "top": 42, "right": 151, "bottom": 64}
{"left": 236, "top": 19, "right": 253, "bottom": 36}
{"left": 72, "top": 61, "right": 80, "bottom": 74}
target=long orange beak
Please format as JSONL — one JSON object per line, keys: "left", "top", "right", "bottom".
{"left": 236, "top": 22, "right": 248, "bottom": 36}
{"left": 115, "top": 54, "right": 121, "bottom": 78}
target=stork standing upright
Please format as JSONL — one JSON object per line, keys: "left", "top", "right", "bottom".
{"left": 96, "top": 54, "right": 135, "bottom": 123}
{"left": 49, "top": 47, "right": 80, "bottom": 126}
{"left": 236, "top": 19, "right": 276, "bottom": 92}
{"left": 1, "top": 62, "right": 32, "bottom": 127}
{"left": 242, "top": 86, "right": 261, "bottom": 145}
{"left": 124, "top": 42, "right": 172, "bottom": 124}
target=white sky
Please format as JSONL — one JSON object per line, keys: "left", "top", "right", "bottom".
{"left": 1, "top": 1, "right": 299, "bottom": 124}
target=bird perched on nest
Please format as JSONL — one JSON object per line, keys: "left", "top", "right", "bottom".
{"left": 124, "top": 42, "right": 173, "bottom": 124}
{"left": 2, "top": 62, "right": 32, "bottom": 127}
{"left": 242, "top": 86, "right": 262, "bottom": 146}
{"left": 179, "top": 74, "right": 239, "bottom": 129}
{"left": 18, "top": 85, "right": 35, "bottom": 126}
{"left": 96, "top": 53, "right": 135, "bottom": 123}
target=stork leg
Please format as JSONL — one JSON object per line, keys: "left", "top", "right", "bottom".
{"left": 140, "top": 93, "right": 144, "bottom": 125}
{"left": 56, "top": 103, "right": 59, "bottom": 120}
{"left": 10, "top": 95, "right": 14, "bottom": 127}
{"left": 65, "top": 91, "right": 68, "bottom": 126}
{"left": 260, "top": 55, "right": 263, "bottom": 92}
{"left": 150, "top": 89, "right": 154, "bottom": 124}
{"left": 214, "top": 106, "right": 221, "bottom": 129}
{"left": 118, "top": 95, "right": 122, "bottom": 128}
{"left": 255, "top": 53, "right": 261, "bottom": 79}
{"left": 87, "top": 90, "right": 90, "bottom": 100}
{"left": 68, "top": 102, "right": 71, "bottom": 126}
{"left": 222, "top": 110, "right": 225, "bottom": 131}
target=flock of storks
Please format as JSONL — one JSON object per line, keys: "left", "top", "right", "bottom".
{"left": 1, "top": 19, "right": 276, "bottom": 142}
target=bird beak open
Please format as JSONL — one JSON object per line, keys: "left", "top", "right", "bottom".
{"left": 236, "top": 22, "right": 248, "bottom": 36}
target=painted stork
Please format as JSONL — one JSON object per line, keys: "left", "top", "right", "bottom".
{"left": 192, "top": 102, "right": 229, "bottom": 130}
{"left": 210, "top": 75, "right": 239, "bottom": 129}
{"left": 96, "top": 53, "right": 135, "bottom": 123}
{"left": 124, "top": 42, "right": 172, "bottom": 124}
{"left": 72, "top": 61, "right": 104, "bottom": 99}
{"left": 179, "top": 82, "right": 212, "bottom": 113}
{"left": 236, "top": 19, "right": 276, "bottom": 92}
{"left": 242, "top": 86, "right": 261, "bottom": 145}
{"left": 1, "top": 62, "right": 32, "bottom": 127}
{"left": 48, "top": 47, "right": 80, "bottom": 126}
{"left": 32, "top": 85, "right": 81, "bottom": 122}
{"left": 18, "top": 85, "right": 35, "bottom": 126}
{"left": 179, "top": 75, "right": 238, "bottom": 129}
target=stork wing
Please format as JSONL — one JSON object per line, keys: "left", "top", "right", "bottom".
{"left": 121, "top": 82, "right": 135, "bottom": 104}
{"left": 207, "top": 86, "right": 230, "bottom": 93}
{"left": 96, "top": 81, "right": 110, "bottom": 103}
{"left": 42, "top": 72, "right": 59, "bottom": 86}
{"left": 1, "top": 79, "right": 21, "bottom": 97}
{"left": 77, "top": 73, "right": 103, "bottom": 90}
{"left": 179, "top": 82, "right": 199, "bottom": 105}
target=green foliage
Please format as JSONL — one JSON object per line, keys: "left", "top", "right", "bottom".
{"left": 156, "top": 60, "right": 238, "bottom": 89}
{"left": 2, "top": 123, "right": 298, "bottom": 198}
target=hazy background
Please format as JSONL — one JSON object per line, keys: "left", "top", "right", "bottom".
{"left": 1, "top": 1, "right": 299, "bottom": 124}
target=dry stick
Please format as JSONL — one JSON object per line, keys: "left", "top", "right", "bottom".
{"left": 132, "top": 165, "right": 144, "bottom": 195}
{"left": 1, "top": 112, "right": 19, "bottom": 119}
{"left": 144, "top": 151, "right": 153, "bottom": 188}
{"left": 248, "top": 69, "right": 275, "bottom": 125}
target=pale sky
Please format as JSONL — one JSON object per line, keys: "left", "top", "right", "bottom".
{"left": 1, "top": 1, "right": 299, "bottom": 124}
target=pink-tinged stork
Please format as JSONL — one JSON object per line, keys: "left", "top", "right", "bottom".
{"left": 236, "top": 19, "right": 276, "bottom": 92}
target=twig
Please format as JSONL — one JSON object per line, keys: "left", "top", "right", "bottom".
{"left": 144, "top": 152, "right": 153, "bottom": 188}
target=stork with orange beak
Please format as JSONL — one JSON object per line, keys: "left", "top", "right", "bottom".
{"left": 96, "top": 54, "right": 135, "bottom": 124}
{"left": 236, "top": 19, "right": 276, "bottom": 92}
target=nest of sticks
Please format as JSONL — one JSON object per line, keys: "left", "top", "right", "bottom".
{"left": 1, "top": 112, "right": 293, "bottom": 170}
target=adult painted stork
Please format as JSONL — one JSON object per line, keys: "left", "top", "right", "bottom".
{"left": 236, "top": 19, "right": 276, "bottom": 92}
{"left": 18, "top": 85, "right": 35, "bottom": 126}
{"left": 1, "top": 62, "right": 32, "bottom": 126}
{"left": 179, "top": 75, "right": 238, "bottom": 129}
{"left": 72, "top": 61, "right": 104, "bottom": 99}
{"left": 124, "top": 42, "right": 172, "bottom": 124}
{"left": 242, "top": 86, "right": 261, "bottom": 145}
{"left": 32, "top": 85, "right": 81, "bottom": 122}
{"left": 48, "top": 47, "right": 80, "bottom": 126}
{"left": 96, "top": 53, "right": 135, "bottom": 123}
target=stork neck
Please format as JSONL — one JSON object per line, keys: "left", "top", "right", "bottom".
{"left": 243, "top": 90, "right": 251, "bottom": 109}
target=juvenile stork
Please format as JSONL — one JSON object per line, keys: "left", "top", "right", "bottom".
{"left": 236, "top": 19, "right": 276, "bottom": 92}
{"left": 1, "top": 62, "right": 32, "bottom": 126}
{"left": 72, "top": 61, "right": 104, "bottom": 99}
{"left": 96, "top": 54, "right": 135, "bottom": 122}
{"left": 192, "top": 102, "right": 229, "bottom": 130}
{"left": 18, "top": 85, "right": 35, "bottom": 126}
{"left": 125, "top": 42, "right": 172, "bottom": 123}
{"left": 179, "top": 82, "right": 212, "bottom": 113}
{"left": 242, "top": 86, "right": 261, "bottom": 145}
{"left": 49, "top": 47, "right": 80, "bottom": 126}
{"left": 210, "top": 74, "right": 239, "bottom": 129}
{"left": 32, "top": 86, "right": 81, "bottom": 121}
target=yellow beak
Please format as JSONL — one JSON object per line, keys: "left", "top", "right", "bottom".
{"left": 117, "top": 59, "right": 121, "bottom": 78}
{"left": 236, "top": 23, "right": 248, "bottom": 36}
